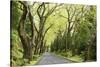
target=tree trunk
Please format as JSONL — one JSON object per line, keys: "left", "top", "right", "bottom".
{"left": 18, "top": 2, "right": 33, "bottom": 61}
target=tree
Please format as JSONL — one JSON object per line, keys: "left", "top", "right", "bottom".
{"left": 50, "top": 4, "right": 96, "bottom": 61}
{"left": 18, "top": 1, "right": 35, "bottom": 61}
{"left": 34, "top": 3, "right": 60, "bottom": 54}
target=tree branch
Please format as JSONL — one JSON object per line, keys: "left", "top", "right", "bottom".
{"left": 44, "top": 24, "right": 53, "bottom": 36}
{"left": 18, "top": 1, "right": 27, "bottom": 8}
{"left": 42, "top": 24, "right": 53, "bottom": 43}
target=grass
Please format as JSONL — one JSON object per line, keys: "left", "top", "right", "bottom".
{"left": 54, "top": 51, "right": 83, "bottom": 63}
{"left": 25, "top": 60, "right": 37, "bottom": 66}
{"left": 25, "top": 55, "right": 41, "bottom": 66}
{"left": 67, "top": 55, "right": 83, "bottom": 62}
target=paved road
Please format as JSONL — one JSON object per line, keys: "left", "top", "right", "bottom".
{"left": 36, "top": 52, "right": 71, "bottom": 65}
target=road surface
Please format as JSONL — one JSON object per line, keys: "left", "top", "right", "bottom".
{"left": 36, "top": 52, "right": 72, "bottom": 65}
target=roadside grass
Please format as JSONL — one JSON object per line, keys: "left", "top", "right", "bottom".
{"left": 67, "top": 55, "right": 83, "bottom": 62}
{"left": 54, "top": 51, "right": 83, "bottom": 63}
{"left": 25, "top": 55, "right": 41, "bottom": 66}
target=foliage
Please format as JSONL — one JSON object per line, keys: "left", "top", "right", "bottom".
{"left": 11, "top": 30, "right": 24, "bottom": 66}
{"left": 50, "top": 4, "right": 96, "bottom": 62}
{"left": 11, "top": 1, "right": 96, "bottom": 66}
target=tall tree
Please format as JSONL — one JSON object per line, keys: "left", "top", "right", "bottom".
{"left": 18, "top": 1, "right": 35, "bottom": 61}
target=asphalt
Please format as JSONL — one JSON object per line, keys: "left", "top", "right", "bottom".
{"left": 36, "top": 52, "right": 71, "bottom": 65}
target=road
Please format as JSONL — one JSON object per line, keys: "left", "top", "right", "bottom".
{"left": 36, "top": 52, "right": 72, "bottom": 65}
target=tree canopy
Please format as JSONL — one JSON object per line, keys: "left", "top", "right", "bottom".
{"left": 11, "top": 1, "right": 96, "bottom": 66}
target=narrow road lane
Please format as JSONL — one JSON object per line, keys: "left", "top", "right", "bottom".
{"left": 36, "top": 52, "right": 71, "bottom": 65}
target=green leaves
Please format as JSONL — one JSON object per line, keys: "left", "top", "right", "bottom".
{"left": 11, "top": 1, "right": 96, "bottom": 65}
{"left": 11, "top": 30, "right": 24, "bottom": 66}
{"left": 50, "top": 4, "right": 96, "bottom": 61}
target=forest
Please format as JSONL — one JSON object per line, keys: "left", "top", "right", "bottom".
{"left": 11, "top": 1, "right": 96, "bottom": 66}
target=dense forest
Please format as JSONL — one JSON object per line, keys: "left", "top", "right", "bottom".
{"left": 11, "top": 1, "right": 96, "bottom": 66}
